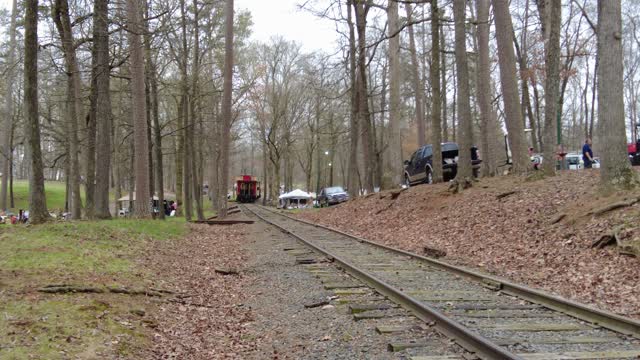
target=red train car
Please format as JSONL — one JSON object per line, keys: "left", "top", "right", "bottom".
{"left": 235, "top": 175, "right": 261, "bottom": 203}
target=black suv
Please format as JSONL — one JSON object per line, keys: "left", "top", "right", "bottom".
{"left": 317, "top": 186, "right": 349, "bottom": 207}
{"left": 404, "top": 142, "right": 481, "bottom": 186}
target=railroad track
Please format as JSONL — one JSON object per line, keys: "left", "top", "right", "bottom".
{"left": 242, "top": 204, "right": 640, "bottom": 360}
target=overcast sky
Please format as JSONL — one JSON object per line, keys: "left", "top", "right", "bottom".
{"left": 236, "top": 0, "right": 337, "bottom": 52}
{"left": 0, "top": 0, "right": 338, "bottom": 52}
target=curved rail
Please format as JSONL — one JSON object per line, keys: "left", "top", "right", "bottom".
{"left": 243, "top": 204, "right": 523, "bottom": 360}
{"left": 260, "top": 205, "right": 640, "bottom": 338}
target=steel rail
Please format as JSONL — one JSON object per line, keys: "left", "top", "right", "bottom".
{"left": 256, "top": 204, "right": 640, "bottom": 338}
{"left": 242, "top": 204, "right": 523, "bottom": 360}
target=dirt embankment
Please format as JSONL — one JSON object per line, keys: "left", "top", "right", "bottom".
{"left": 297, "top": 170, "right": 640, "bottom": 318}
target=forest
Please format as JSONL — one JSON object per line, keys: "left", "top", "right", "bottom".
{"left": 0, "top": 0, "right": 638, "bottom": 222}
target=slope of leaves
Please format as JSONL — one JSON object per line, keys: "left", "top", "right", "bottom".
{"left": 298, "top": 170, "right": 640, "bottom": 318}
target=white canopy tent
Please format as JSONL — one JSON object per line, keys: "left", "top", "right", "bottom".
{"left": 278, "top": 189, "right": 313, "bottom": 208}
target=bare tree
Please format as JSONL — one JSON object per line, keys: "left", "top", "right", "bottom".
{"left": 127, "top": 0, "right": 151, "bottom": 217}
{"left": 387, "top": 0, "right": 403, "bottom": 187}
{"left": 541, "top": 0, "right": 562, "bottom": 175}
{"left": 346, "top": 0, "right": 360, "bottom": 196}
{"left": 25, "top": 0, "right": 48, "bottom": 224}
{"left": 405, "top": 3, "right": 426, "bottom": 147}
{"left": 597, "top": 0, "right": 638, "bottom": 188}
{"left": 430, "top": 0, "right": 443, "bottom": 183}
{"left": 353, "top": 1, "right": 375, "bottom": 194}
{"left": 475, "top": 0, "right": 496, "bottom": 177}
{"left": 0, "top": 0, "right": 17, "bottom": 211}
{"left": 53, "top": 0, "right": 83, "bottom": 219}
{"left": 218, "top": 0, "right": 234, "bottom": 217}
{"left": 492, "top": 0, "right": 529, "bottom": 174}
{"left": 93, "top": 0, "right": 112, "bottom": 218}
{"left": 453, "top": 0, "right": 473, "bottom": 185}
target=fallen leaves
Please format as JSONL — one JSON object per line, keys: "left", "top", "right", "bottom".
{"left": 144, "top": 224, "right": 256, "bottom": 359}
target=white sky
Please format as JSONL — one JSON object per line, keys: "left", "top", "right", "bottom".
{"left": 0, "top": 0, "right": 338, "bottom": 52}
{"left": 236, "top": 0, "right": 337, "bottom": 52}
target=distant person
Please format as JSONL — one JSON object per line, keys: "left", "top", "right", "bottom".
{"left": 583, "top": 138, "right": 594, "bottom": 169}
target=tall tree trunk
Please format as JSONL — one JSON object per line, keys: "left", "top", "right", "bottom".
{"left": 353, "top": 1, "right": 374, "bottom": 194}
{"left": 192, "top": 0, "right": 204, "bottom": 221}
{"left": 93, "top": 0, "right": 112, "bottom": 218}
{"left": 144, "top": 0, "right": 162, "bottom": 219}
{"left": 475, "top": 0, "right": 496, "bottom": 177}
{"left": 179, "top": 0, "right": 192, "bottom": 220}
{"left": 513, "top": 35, "right": 539, "bottom": 152}
{"left": 53, "top": 0, "right": 83, "bottom": 219}
{"left": 441, "top": 25, "right": 448, "bottom": 142}
{"left": 346, "top": 0, "right": 359, "bottom": 197}
{"left": 175, "top": 98, "right": 184, "bottom": 214}
{"left": 127, "top": 0, "right": 151, "bottom": 217}
{"left": 25, "top": 0, "right": 48, "bottom": 223}
{"left": 492, "top": 0, "right": 529, "bottom": 174}
{"left": 218, "top": 0, "right": 234, "bottom": 217}
{"left": 431, "top": 0, "right": 443, "bottom": 183}
{"left": 387, "top": 0, "right": 403, "bottom": 187}
{"left": 542, "top": 0, "right": 561, "bottom": 175}
{"left": 597, "top": 0, "right": 637, "bottom": 188}
{"left": 182, "top": 96, "right": 192, "bottom": 220}
{"left": 405, "top": 3, "right": 425, "bottom": 146}
{"left": 0, "top": 0, "right": 17, "bottom": 211}
{"left": 453, "top": 0, "right": 473, "bottom": 181}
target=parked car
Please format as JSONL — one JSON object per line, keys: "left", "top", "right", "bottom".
{"left": 565, "top": 153, "right": 582, "bottom": 170}
{"left": 318, "top": 186, "right": 349, "bottom": 207}
{"left": 403, "top": 142, "right": 481, "bottom": 186}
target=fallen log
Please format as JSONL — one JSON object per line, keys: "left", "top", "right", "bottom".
{"left": 214, "top": 267, "right": 239, "bottom": 276}
{"left": 38, "top": 285, "right": 167, "bottom": 297}
{"left": 589, "top": 197, "right": 640, "bottom": 216}
{"left": 38, "top": 286, "right": 104, "bottom": 294}
{"left": 496, "top": 190, "right": 517, "bottom": 200}
{"left": 190, "top": 219, "right": 254, "bottom": 225}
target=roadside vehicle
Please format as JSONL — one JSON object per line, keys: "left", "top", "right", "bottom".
{"left": 403, "top": 142, "right": 481, "bottom": 186}
{"left": 565, "top": 153, "right": 582, "bottom": 170}
{"left": 317, "top": 186, "right": 349, "bottom": 207}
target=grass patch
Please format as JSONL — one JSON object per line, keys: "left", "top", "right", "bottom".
{"left": 7, "top": 180, "right": 69, "bottom": 213}
{"left": 0, "top": 219, "right": 184, "bottom": 276}
{"left": 0, "top": 218, "right": 187, "bottom": 359}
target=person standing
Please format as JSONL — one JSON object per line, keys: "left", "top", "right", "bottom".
{"left": 583, "top": 138, "right": 594, "bottom": 169}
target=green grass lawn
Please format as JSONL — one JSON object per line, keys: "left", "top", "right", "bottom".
{"left": 0, "top": 218, "right": 187, "bottom": 359}
{"left": 8, "top": 180, "right": 69, "bottom": 213}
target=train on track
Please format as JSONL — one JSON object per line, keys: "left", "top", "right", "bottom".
{"left": 235, "top": 175, "right": 261, "bottom": 203}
